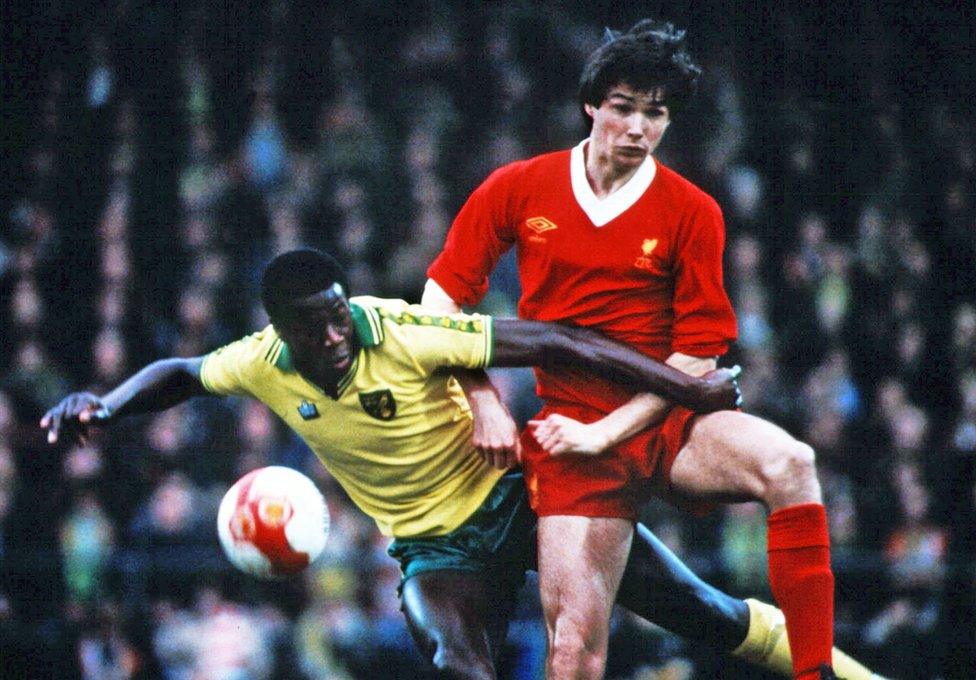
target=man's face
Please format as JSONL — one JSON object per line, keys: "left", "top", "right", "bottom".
{"left": 584, "top": 83, "right": 670, "bottom": 172}
{"left": 272, "top": 283, "right": 356, "bottom": 381}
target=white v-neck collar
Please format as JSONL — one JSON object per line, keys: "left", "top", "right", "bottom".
{"left": 570, "top": 139, "right": 656, "bottom": 227}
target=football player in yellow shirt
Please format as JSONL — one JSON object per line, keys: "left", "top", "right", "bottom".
{"left": 42, "top": 249, "right": 880, "bottom": 680}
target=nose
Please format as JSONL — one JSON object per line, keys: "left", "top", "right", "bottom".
{"left": 323, "top": 323, "right": 344, "bottom": 347}
{"left": 626, "top": 114, "right": 645, "bottom": 138}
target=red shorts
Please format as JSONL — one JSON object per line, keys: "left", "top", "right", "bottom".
{"left": 521, "top": 404, "right": 704, "bottom": 520}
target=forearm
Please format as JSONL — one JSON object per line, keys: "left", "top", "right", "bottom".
{"left": 102, "top": 358, "right": 207, "bottom": 419}
{"left": 581, "top": 353, "right": 710, "bottom": 449}
{"left": 581, "top": 354, "right": 718, "bottom": 448}
{"left": 453, "top": 367, "right": 503, "bottom": 408}
{"left": 588, "top": 393, "right": 671, "bottom": 449}
{"left": 492, "top": 320, "right": 702, "bottom": 408}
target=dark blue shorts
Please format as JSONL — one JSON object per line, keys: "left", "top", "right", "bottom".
{"left": 387, "top": 472, "right": 537, "bottom": 588}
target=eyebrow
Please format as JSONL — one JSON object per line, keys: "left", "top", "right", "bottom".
{"left": 607, "top": 92, "right": 667, "bottom": 107}
{"left": 291, "top": 283, "right": 345, "bottom": 308}
{"left": 275, "top": 284, "right": 347, "bottom": 324}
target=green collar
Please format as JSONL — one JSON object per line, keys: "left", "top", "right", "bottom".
{"left": 350, "top": 302, "right": 383, "bottom": 347}
{"left": 274, "top": 302, "right": 382, "bottom": 371}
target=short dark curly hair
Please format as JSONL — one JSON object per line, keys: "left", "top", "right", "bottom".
{"left": 260, "top": 249, "right": 349, "bottom": 320}
{"left": 578, "top": 19, "right": 702, "bottom": 128}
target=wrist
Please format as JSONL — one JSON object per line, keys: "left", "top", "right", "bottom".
{"left": 680, "top": 375, "right": 706, "bottom": 410}
{"left": 596, "top": 428, "right": 615, "bottom": 451}
{"left": 585, "top": 420, "right": 617, "bottom": 451}
{"left": 463, "top": 383, "right": 502, "bottom": 403}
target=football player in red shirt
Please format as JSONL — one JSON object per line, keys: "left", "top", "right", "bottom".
{"left": 426, "top": 19, "right": 842, "bottom": 680}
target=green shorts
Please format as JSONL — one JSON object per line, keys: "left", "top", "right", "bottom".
{"left": 387, "top": 472, "right": 537, "bottom": 587}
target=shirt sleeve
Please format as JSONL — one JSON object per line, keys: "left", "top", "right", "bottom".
{"left": 199, "top": 334, "right": 265, "bottom": 396}
{"left": 388, "top": 308, "right": 495, "bottom": 375}
{"left": 670, "top": 196, "right": 738, "bottom": 357}
{"left": 426, "top": 164, "right": 520, "bottom": 307}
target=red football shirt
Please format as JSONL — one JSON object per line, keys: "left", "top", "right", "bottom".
{"left": 428, "top": 142, "right": 737, "bottom": 412}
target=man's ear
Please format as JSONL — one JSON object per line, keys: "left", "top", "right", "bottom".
{"left": 584, "top": 102, "right": 596, "bottom": 119}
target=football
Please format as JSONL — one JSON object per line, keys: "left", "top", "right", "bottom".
{"left": 217, "top": 466, "right": 330, "bottom": 579}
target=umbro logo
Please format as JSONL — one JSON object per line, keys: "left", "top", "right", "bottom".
{"left": 525, "top": 217, "right": 558, "bottom": 234}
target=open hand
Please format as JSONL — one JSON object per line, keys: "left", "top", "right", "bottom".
{"left": 40, "top": 392, "right": 111, "bottom": 445}
{"left": 526, "top": 414, "right": 609, "bottom": 457}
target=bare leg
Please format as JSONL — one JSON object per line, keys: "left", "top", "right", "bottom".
{"left": 669, "top": 410, "right": 834, "bottom": 680}
{"left": 537, "top": 515, "right": 633, "bottom": 679}
{"left": 401, "top": 570, "right": 517, "bottom": 679}
{"left": 668, "top": 411, "right": 821, "bottom": 509}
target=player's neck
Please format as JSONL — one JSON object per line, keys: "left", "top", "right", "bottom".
{"left": 296, "top": 362, "right": 347, "bottom": 400}
{"left": 584, "top": 143, "right": 648, "bottom": 199}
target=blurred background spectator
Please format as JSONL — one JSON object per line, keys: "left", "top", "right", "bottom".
{"left": 1, "top": 1, "right": 973, "bottom": 677}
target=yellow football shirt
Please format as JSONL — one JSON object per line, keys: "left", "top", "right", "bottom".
{"left": 199, "top": 296, "right": 505, "bottom": 538}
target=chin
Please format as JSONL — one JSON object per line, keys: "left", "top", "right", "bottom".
{"left": 614, "top": 156, "right": 644, "bottom": 170}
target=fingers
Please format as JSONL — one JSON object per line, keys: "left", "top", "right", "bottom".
{"left": 526, "top": 417, "right": 570, "bottom": 456}
{"left": 702, "top": 365, "right": 743, "bottom": 411}
{"left": 730, "top": 364, "right": 743, "bottom": 408}
{"left": 471, "top": 413, "right": 521, "bottom": 469}
{"left": 527, "top": 419, "right": 553, "bottom": 451}
{"left": 41, "top": 406, "right": 63, "bottom": 444}
{"left": 474, "top": 437, "right": 520, "bottom": 470}
{"left": 90, "top": 407, "right": 111, "bottom": 423}
{"left": 48, "top": 393, "right": 86, "bottom": 443}
{"left": 479, "top": 446, "right": 514, "bottom": 469}
{"left": 78, "top": 405, "right": 110, "bottom": 424}
{"left": 39, "top": 393, "right": 105, "bottom": 445}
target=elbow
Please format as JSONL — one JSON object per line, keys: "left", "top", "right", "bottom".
{"left": 421, "top": 278, "right": 461, "bottom": 313}
{"left": 159, "top": 357, "right": 198, "bottom": 378}
{"left": 161, "top": 357, "right": 207, "bottom": 394}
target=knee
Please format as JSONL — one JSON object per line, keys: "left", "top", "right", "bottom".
{"left": 549, "top": 627, "right": 607, "bottom": 679}
{"left": 759, "top": 440, "right": 821, "bottom": 507}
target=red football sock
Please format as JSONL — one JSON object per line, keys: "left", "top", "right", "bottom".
{"left": 766, "top": 503, "right": 834, "bottom": 680}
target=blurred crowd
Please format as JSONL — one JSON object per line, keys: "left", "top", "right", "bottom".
{"left": 1, "top": 1, "right": 974, "bottom": 678}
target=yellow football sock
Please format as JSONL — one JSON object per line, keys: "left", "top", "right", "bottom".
{"left": 731, "top": 599, "right": 886, "bottom": 680}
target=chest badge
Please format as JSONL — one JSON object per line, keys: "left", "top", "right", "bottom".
{"left": 634, "top": 238, "right": 659, "bottom": 271}
{"left": 297, "top": 400, "right": 320, "bottom": 420}
{"left": 359, "top": 389, "right": 397, "bottom": 421}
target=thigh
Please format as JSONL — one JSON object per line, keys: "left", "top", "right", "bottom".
{"left": 401, "top": 570, "right": 515, "bottom": 673}
{"left": 536, "top": 515, "right": 633, "bottom": 633}
{"left": 668, "top": 410, "right": 802, "bottom": 503}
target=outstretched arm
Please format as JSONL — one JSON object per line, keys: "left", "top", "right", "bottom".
{"left": 490, "top": 319, "right": 739, "bottom": 413}
{"left": 40, "top": 357, "right": 207, "bottom": 444}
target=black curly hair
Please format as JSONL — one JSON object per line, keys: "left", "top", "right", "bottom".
{"left": 578, "top": 19, "right": 702, "bottom": 128}
{"left": 260, "top": 249, "right": 349, "bottom": 320}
